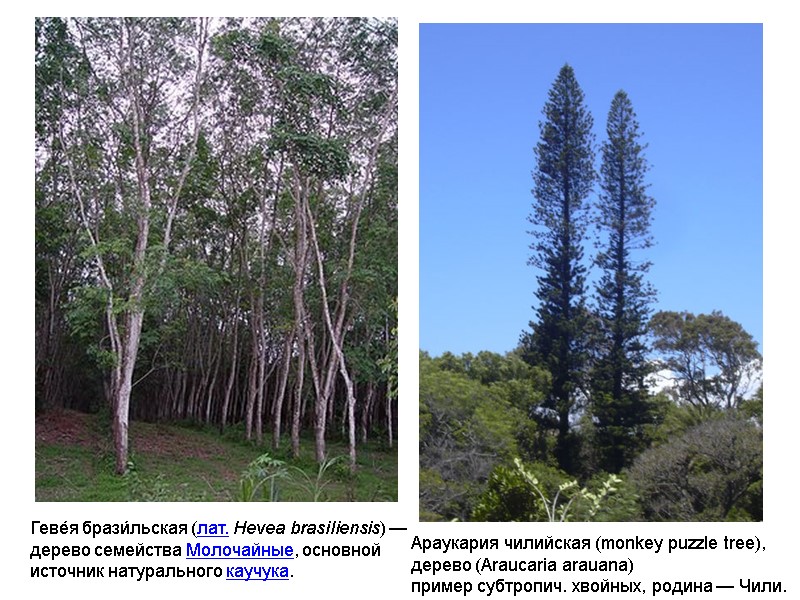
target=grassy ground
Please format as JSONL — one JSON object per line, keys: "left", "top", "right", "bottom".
{"left": 35, "top": 409, "right": 397, "bottom": 502}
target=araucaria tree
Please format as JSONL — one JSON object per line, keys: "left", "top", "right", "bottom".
{"left": 590, "top": 90, "right": 657, "bottom": 473}
{"left": 524, "top": 64, "right": 595, "bottom": 473}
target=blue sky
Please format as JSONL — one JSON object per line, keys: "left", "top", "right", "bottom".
{"left": 420, "top": 23, "right": 763, "bottom": 357}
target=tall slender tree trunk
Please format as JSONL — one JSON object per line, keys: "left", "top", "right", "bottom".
{"left": 272, "top": 327, "right": 294, "bottom": 450}
{"left": 289, "top": 172, "right": 311, "bottom": 459}
{"left": 245, "top": 322, "right": 259, "bottom": 441}
{"left": 114, "top": 18, "right": 209, "bottom": 473}
{"left": 386, "top": 389, "right": 393, "bottom": 449}
{"left": 114, "top": 309, "right": 145, "bottom": 473}
{"left": 361, "top": 381, "right": 375, "bottom": 444}
{"left": 291, "top": 342, "right": 305, "bottom": 459}
{"left": 219, "top": 313, "right": 239, "bottom": 433}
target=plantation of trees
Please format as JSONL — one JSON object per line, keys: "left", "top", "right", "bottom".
{"left": 35, "top": 17, "right": 397, "bottom": 492}
{"left": 420, "top": 65, "right": 762, "bottom": 521}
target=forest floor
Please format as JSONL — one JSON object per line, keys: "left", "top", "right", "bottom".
{"left": 35, "top": 408, "right": 397, "bottom": 502}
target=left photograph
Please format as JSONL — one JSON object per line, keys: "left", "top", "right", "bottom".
{"left": 35, "top": 17, "right": 398, "bottom": 501}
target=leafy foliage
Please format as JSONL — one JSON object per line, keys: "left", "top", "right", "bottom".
{"left": 472, "top": 461, "right": 565, "bottom": 522}
{"left": 36, "top": 18, "right": 398, "bottom": 480}
{"left": 650, "top": 311, "right": 762, "bottom": 410}
{"left": 628, "top": 416, "right": 762, "bottom": 521}
{"left": 238, "top": 453, "right": 347, "bottom": 502}
{"left": 420, "top": 352, "right": 526, "bottom": 520}
{"left": 238, "top": 453, "right": 290, "bottom": 501}
{"left": 474, "top": 458, "right": 638, "bottom": 522}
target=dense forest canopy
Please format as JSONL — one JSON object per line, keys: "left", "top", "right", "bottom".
{"left": 35, "top": 17, "right": 398, "bottom": 477}
{"left": 420, "top": 64, "right": 762, "bottom": 522}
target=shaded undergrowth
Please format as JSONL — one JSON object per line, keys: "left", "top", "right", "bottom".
{"left": 35, "top": 409, "right": 397, "bottom": 502}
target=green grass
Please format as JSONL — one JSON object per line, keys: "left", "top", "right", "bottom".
{"left": 35, "top": 411, "right": 397, "bottom": 502}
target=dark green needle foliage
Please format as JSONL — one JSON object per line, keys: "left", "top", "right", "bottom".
{"left": 524, "top": 64, "right": 596, "bottom": 474}
{"left": 591, "top": 90, "right": 657, "bottom": 473}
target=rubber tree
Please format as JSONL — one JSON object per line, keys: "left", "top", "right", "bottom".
{"left": 55, "top": 18, "right": 209, "bottom": 474}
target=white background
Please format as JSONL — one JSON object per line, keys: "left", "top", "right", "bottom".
{"left": 9, "top": 3, "right": 798, "bottom": 598}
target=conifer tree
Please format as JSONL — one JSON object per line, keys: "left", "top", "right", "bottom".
{"left": 524, "top": 64, "right": 595, "bottom": 473}
{"left": 591, "top": 90, "right": 656, "bottom": 472}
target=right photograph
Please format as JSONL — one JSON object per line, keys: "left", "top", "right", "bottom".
{"left": 419, "top": 23, "right": 763, "bottom": 522}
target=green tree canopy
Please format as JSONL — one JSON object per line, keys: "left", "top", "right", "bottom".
{"left": 628, "top": 416, "right": 762, "bottom": 521}
{"left": 420, "top": 352, "right": 522, "bottom": 520}
{"left": 649, "top": 310, "right": 762, "bottom": 411}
